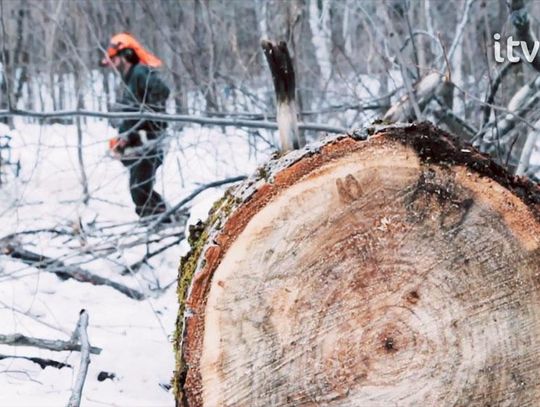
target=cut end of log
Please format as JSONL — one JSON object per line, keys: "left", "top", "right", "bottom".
{"left": 175, "top": 122, "right": 540, "bottom": 406}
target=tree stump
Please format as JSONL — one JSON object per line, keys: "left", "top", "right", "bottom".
{"left": 174, "top": 122, "right": 540, "bottom": 407}
{"left": 261, "top": 40, "right": 305, "bottom": 152}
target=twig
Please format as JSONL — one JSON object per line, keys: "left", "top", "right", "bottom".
{"left": 0, "top": 370, "right": 43, "bottom": 385}
{"left": 0, "top": 299, "right": 70, "bottom": 335}
{"left": 0, "top": 332, "right": 101, "bottom": 355}
{"left": 67, "top": 310, "right": 91, "bottom": 407}
{"left": 149, "top": 175, "right": 247, "bottom": 231}
{"left": 0, "top": 227, "right": 72, "bottom": 241}
{"left": 202, "top": 99, "right": 389, "bottom": 117}
{"left": 121, "top": 236, "right": 184, "bottom": 276}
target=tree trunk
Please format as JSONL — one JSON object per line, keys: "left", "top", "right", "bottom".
{"left": 174, "top": 122, "right": 540, "bottom": 407}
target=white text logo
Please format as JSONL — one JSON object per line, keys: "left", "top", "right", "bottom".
{"left": 494, "top": 33, "right": 540, "bottom": 63}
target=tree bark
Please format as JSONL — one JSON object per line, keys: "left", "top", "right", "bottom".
{"left": 174, "top": 122, "right": 540, "bottom": 406}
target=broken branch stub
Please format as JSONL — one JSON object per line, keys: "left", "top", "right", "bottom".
{"left": 261, "top": 40, "right": 305, "bottom": 152}
{"left": 174, "top": 122, "right": 540, "bottom": 406}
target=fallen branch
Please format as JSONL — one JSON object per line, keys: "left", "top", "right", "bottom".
{"left": 67, "top": 310, "right": 91, "bottom": 407}
{"left": 0, "top": 353, "right": 72, "bottom": 370}
{"left": 1, "top": 243, "right": 145, "bottom": 300}
{"left": 0, "top": 109, "right": 348, "bottom": 135}
{"left": 0, "top": 333, "right": 101, "bottom": 355}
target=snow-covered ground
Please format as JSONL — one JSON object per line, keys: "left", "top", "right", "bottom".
{"left": 0, "top": 120, "right": 274, "bottom": 406}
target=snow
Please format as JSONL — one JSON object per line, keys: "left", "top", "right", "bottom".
{"left": 0, "top": 119, "right": 274, "bottom": 406}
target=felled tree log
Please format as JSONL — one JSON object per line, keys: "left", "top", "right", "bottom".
{"left": 174, "top": 122, "right": 540, "bottom": 406}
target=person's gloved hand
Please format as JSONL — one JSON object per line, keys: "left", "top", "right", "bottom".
{"left": 108, "top": 137, "right": 127, "bottom": 159}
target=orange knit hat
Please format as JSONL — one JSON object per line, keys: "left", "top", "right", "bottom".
{"left": 101, "top": 32, "right": 162, "bottom": 68}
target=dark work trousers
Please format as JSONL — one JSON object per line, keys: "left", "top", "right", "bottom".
{"left": 121, "top": 149, "right": 167, "bottom": 218}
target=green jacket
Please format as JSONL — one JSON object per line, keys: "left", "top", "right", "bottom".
{"left": 118, "top": 64, "right": 170, "bottom": 147}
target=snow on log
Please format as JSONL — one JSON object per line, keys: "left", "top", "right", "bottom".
{"left": 174, "top": 122, "right": 540, "bottom": 406}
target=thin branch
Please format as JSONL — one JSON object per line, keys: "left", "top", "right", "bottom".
{"left": 67, "top": 310, "right": 91, "bottom": 407}
{"left": 203, "top": 99, "right": 390, "bottom": 117}
{"left": 382, "top": 6, "right": 423, "bottom": 121}
{"left": 404, "top": 2, "right": 420, "bottom": 79}
{"left": 149, "top": 175, "right": 247, "bottom": 231}
{"left": 400, "top": 30, "right": 444, "bottom": 59}
{"left": 121, "top": 236, "right": 184, "bottom": 276}
{"left": 0, "top": 332, "right": 101, "bottom": 355}
{"left": 396, "top": 51, "right": 423, "bottom": 120}
{"left": 446, "top": 0, "right": 477, "bottom": 64}
{"left": 0, "top": 299, "right": 70, "bottom": 335}
{"left": 0, "top": 109, "right": 348, "bottom": 135}
{"left": 482, "top": 61, "right": 516, "bottom": 128}
{"left": 0, "top": 227, "right": 72, "bottom": 242}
